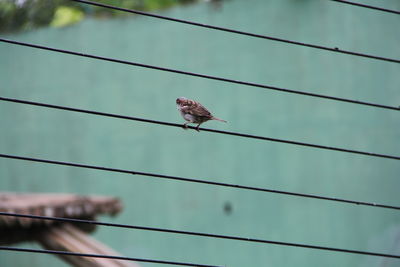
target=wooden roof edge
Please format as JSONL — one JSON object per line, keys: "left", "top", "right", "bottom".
{"left": 0, "top": 192, "right": 123, "bottom": 228}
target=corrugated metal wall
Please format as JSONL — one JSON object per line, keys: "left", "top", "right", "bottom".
{"left": 1, "top": 0, "right": 400, "bottom": 266}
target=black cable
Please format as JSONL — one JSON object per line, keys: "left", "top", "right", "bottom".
{"left": 70, "top": 0, "right": 400, "bottom": 64}
{"left": 1, "top": 38, "right": 399, "bottom": 112}
{"left": 1, "top": 213, "right": 400, "bottom": 259}
{"left": 0, "top": 246, "right": 221, "bottom": 267}
{"left": 1, "top": 153, "right": 400, "bottom": 211}
{"left": 330, "top": 0, "right": 400, "bottom": 15}
{"left": 1, "top": 96, "right": 400, "bottom": 160}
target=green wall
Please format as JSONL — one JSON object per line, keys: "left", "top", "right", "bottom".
{"left": 1, "top": 0, "right": 400, "bottom": 266}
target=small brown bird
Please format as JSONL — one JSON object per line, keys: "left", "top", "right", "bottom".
{"left": 176, "top": 97, "right": 227, "bottom": 131}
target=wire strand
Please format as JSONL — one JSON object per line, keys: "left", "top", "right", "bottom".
{"left": 1, "top": 213, "right": 400, "bottom": 259}
{"left": 330, "top": 0, "right": 400, "bottom": 15}
{"left": 0, "top": 246, "right": 221, "bottom": 267}
{"left": 70, "top": 0, "right": 400, "bottom": 64}
{"left": 1, "top": 153, "right": 399, "bottom": 210}
{"left": 1, "top": 96, "right": 400, "bottom": 160}
{"left": 0, "top": 38, "right": 399, "bottom": 112}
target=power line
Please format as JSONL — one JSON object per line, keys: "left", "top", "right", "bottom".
{"left": 1, "top": 38, "right": 399, "bottom": 112}
{"left": 1, "top": 96, "right": 400, "bottom": 160}
{"left": 1, "top": 213, "right": 400, "bottom": 259}
{"left": 70, "top": 0, "right": 400, "bottom": 64}
{"left": 330, "top": 0, "right": 400, "bottom": 15}
{"left": 0, "top": 3, "right": 397, "bottom": 264}
{"left": 1, "top": 153, "right": 399, "bottom": 210}
{"left": 0, "top": 246, "right": 221, "bottom": 267}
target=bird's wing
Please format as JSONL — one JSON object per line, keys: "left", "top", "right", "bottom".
{"left": 187, "top": 102, "right": 212, "bottom": 117}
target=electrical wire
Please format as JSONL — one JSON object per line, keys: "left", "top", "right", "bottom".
{"left": 1, "top": 2, "right": 398, "bottom": 263}
{"left": 1, "top": 153, "right": 400, "bottom": 210}
{"left": 330, "top": 0, "right": 400, "bottom": 15}
{"left": 0, "top": 246, "right": 221, "bottom": 267}
{"left": 70, "top": 0, "right": 400, "bottom": 64}
{"left": 1, "top": 212, "right": 400, "bottom": 259}
{"left": 1, "top": 96, "right": 400, "bottom": 160}
{"left": 1, "top": 38, "right": 399, "bottom": 112}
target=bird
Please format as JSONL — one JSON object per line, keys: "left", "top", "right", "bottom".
{"left": 176, "top": 97, "right": 227, "bottom": 131}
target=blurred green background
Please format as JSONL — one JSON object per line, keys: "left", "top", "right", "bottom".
{"left": 0, "top": 0, "right": 197, "bottom": 33}
{"left": 1, "top": 0, "right": 400, "bottom": 266}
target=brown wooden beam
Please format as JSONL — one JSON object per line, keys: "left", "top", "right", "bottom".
{"left": 37, "top": 224, "right": 140, "bottom": 267}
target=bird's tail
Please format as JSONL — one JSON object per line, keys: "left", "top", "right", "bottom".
{"left": 212, "top": 116, "right": 227, "bottom": 123}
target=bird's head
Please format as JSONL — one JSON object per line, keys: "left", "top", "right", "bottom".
{"left": 176, "top": 97, "right": 188, "bottom": 105}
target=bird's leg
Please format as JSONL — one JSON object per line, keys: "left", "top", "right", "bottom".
{"left": 195, "top": 123, "right": 202, "bottom": 132}
{"left": 182, "top": 122, "right": 189, "bottom": 130}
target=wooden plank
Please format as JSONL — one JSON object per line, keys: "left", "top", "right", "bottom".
{"left": 0, "top": 192, "right": 122, "bottom": 228}
{"left": 37, "top": 224, "right": 140, "bottom": 267}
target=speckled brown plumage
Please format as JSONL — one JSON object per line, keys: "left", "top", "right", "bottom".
{"left": 176, "top": 97, "right": 227, "bottom": 131}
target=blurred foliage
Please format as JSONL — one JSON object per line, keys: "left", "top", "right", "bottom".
{"left": 50, "top": 6, "right": 84, "bottom": 27}
{"left": 0, "top": 0, "right": 198, "bottom": 33}
{"left": 82, "top": 0, "right": 196, "bottom": 17}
